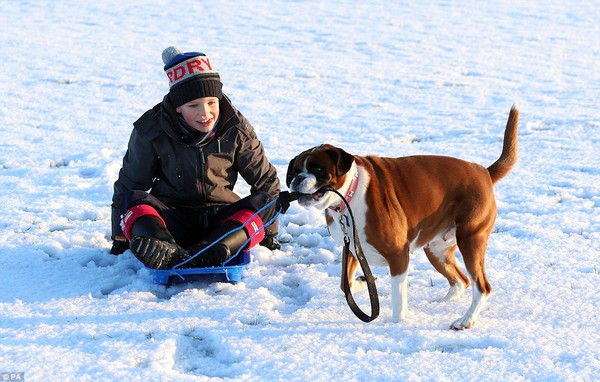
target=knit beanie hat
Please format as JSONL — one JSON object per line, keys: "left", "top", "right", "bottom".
{"left": 162, "top": 46, "right": 223, "bottom": 107}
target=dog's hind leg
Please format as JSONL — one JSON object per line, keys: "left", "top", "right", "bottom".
{"left": 451, "top": 231, "right": 492, "bottom": 330}
{"left": 424, "top": 243, "right": 470, "bottom": 302}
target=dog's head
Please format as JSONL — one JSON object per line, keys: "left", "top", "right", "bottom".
{"left": 286, "top": 144, "right": 354, "bottom": 210}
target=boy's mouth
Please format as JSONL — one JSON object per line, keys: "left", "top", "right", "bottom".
{"left": 197, "top": 118, "right": 213, "bottom": 129}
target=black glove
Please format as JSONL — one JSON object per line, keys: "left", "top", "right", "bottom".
{"left": 277, "top": 191, "right": 300, "bottom": 214}
{"left": 110, "top": 238, "right": 129, "bottom": 255}
{"left": 260, "top": 235, "right": 281, "bottom": 250}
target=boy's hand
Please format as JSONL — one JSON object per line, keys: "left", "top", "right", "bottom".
{"left": 277, "top": 191, "right": 300, "bottom": 214}
{"left": 110, "top": 236, "right": 129, "bottom": 255}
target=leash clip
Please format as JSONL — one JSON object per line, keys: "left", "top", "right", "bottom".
{"left": 338, "top": 213, "right": 351, "bottom": 239}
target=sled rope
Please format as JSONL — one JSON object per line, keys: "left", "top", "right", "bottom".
{"left": 173, "top": 195, "right": 290, "bottom": 269}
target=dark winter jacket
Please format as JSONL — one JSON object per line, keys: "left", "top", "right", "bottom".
{"left": 111, "top": 94, "right": 280, "bottom": 239}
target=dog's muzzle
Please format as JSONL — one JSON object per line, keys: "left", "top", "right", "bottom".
{"left": 290, "top": 173, "right": 319, "bottom": 195}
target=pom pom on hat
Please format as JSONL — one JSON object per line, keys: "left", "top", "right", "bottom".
{"left": 162, "top": 46, "right": 184, "bottom": 65}
{"left": 161, "top": 46, "right": 223, "bottom": 107}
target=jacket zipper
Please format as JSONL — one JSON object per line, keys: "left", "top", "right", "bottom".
{"left": 199, "top": 147, "right": 207, "bottom": 200}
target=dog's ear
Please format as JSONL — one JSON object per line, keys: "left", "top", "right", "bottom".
{"left": 325, "top": 146, "right": 354, "bottom": 176}
{"left": 286, "top": 155, "right": 299, "bottom": 186}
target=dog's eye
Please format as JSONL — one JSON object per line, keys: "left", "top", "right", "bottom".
{"left": 312, "top": 166, "right": 325, "bottom": 175}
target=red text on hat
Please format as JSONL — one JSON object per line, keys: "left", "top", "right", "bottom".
{"left": 166, "top": 57, "right": 217, "bottom": 87}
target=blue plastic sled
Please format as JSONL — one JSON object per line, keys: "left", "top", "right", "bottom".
{"left": 145, "top": 250, "right": 252, "bottom": 285}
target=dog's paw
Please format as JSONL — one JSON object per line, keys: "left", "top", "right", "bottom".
{"left": 391, "top": 310, "right": 407, "bottom": 323}
{"left": 350, "top": 275, "right": 377, "bottom": 293}
{"left": 450, "top": 317, "right": 474, "bottom": 330}
{"left": 350, "top": 276, "right": 368, "bottom": 293}
{"left": 434, "top": 282, "right": 466, "bottom": 303}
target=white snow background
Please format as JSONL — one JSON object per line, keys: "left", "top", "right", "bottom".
{"left": 1, "top": 1, "right": 599, "bottom": 381}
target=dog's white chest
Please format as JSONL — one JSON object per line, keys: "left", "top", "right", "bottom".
{"left": 327, "top": 200, "right": 388, "bottom": 268}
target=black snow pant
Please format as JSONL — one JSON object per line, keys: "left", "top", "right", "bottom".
{"left": 121, "top": 191, "right": 278, "bottom": 248}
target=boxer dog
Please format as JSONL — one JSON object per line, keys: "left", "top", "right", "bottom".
{"left": 286, "top": 105, "right": 518, "bottom": 329}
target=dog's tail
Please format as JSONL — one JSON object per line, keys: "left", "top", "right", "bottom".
{"left": 487, "top": 104, "right": 519, "bottom": 185}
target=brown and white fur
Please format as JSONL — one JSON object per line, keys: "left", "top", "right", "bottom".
{"left": 286, "top": 105, "right": 518, "bottom": 329}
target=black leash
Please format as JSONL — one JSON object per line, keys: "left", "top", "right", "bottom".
{"left": 323, "top": 186, "right": 380, "bottom": 323}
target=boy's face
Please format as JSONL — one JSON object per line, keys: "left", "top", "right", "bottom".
{"left": 176, "top": 97, "right": 220, "bottom": 133}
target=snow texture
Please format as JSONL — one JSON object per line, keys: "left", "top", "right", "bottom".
{"left": 1, "top": 1, "right": 599, "bottom": 381}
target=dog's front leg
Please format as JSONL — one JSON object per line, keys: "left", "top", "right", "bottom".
{"left": 390, "top": 272, "right": 408, "bottom": 322}
{"left": 341, "top": 253, "right": 368, "bottom": 293}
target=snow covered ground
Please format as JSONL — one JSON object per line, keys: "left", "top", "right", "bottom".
{"left": 1, "top": 1, "right": 599, "bottom": 380}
